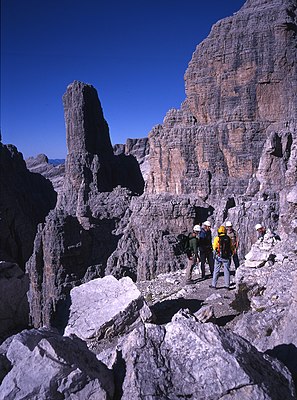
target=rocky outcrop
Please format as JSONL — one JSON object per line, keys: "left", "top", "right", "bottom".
{"left": 0, "top": 141, "right": 57, "bottom": 268}
{"left": 118, "top": 313, "right": 296, "bottom": 399}
{"left": 64, "top": 276, "right": 152, "bottom": 344}
{"left": 232, "top": 229, "right": 297, "bottom": 386}
{"left": 26, "top": 82, "right": 145, "bottom": 329}
{"left": 26, "top": 154, "right": 65, "bottom": 194}
{"left": 0, "top": 262, "right": 29, "bottom": 343}
{"left": 0, "top": 328, "right": 114, "bottom": 399}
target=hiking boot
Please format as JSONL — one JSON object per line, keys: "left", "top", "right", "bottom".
{"left": 209, "top": 285, "right": 217, "bottom": 289}
{"left": 185, "top": 279, "right": 196, "bottom": 285}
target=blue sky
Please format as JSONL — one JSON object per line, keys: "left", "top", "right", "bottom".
{"left": 1, "top": 0, "right": 245, "bottom": 159}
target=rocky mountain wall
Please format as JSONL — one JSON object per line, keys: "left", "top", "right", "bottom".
{"left": 0, "top": 140, "right": 57, "bottom": 268}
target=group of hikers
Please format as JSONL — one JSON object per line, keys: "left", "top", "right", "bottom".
{"left": 184, "top": 221, "right": 266, "bottom": 289}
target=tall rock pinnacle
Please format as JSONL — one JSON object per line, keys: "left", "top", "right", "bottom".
{"left": 63, "top": 81, "right": 113, "bottom": 156}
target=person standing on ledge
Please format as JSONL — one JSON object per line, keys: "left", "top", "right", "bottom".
{"left": 199, "top": 221, "right": 214, "bottom": 279}
{"left": 210, "top": 225, "right": 234, "bottom": 290}
{"left": 225, "top": 221, "right": 239, "bottom": 270}
{"left": 185, "top": 225, "right": 201, "bottom": 285}
{"left": 255, "top": 223, "right": 266, "bottom": 240}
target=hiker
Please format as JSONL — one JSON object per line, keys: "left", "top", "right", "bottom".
{"left": 185, "top": 225, "right": 201, "bottom": 284}
{"left": 199, "top": 221, "right": 214, "bottom": 279}
{"left": 225, "top": 221, "right": 239, "bottom": 270}
{"left": 210, "top": 225, "right": 234, "bottom": 290}
{"left": 255, "top": 223, "right": 266, "bottom": 240}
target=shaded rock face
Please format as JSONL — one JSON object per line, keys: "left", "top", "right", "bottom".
{"left": 0, "top": 262, "right": 29, "bottom": 344}
{"left": 0, "top": 328, "right": 114, "bottom": 399}
{"left": 26, "top": 154, "right": 65, "bottom": 194}
{"left": 118, "top": 315, "right": 296, "bottom": 399}
{"left": 114, "top": 137, "right": 150, "bottom": 182}
{"left": 0, "top": 142, "right": 57, "bottom": 268}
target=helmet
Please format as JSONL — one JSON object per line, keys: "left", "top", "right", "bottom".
{"left": 225, "top": 221, "right": 232, "bottom": 227}
{"left": 218, "top": 225, "right": 226, "bottom": 234}
{"left": 193, "top": 225, "right": 201, "bottom": 232}
{"left": 203, "top": 221, "right": 211, "bottom": 227}
{"left": 255, "top": 223, "right": 262, "bottom": 230}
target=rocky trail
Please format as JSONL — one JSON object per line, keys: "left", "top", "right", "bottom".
{"left": 137, "top": 264, "right": 240, "bottom": 328}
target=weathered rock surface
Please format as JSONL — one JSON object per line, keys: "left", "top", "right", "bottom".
{"left": 0, "top": 262, "right": 29, "bottom": 344}
{"left": 0, "top": 328, "right": 114, "bottom": 399}
{"left": 0, "top": 140, "right": 57, "bottom": 268}
{"left": 26, "top": 153, "right": 65, "bottom": 194}
{"left": 26, "top": 81, "right": 145, "bottom": 329}
{"left": 64, "top": 276, "right": 152, "bottom": 344}
{"left": 118, "top": 314, "right": 296, "bottom": 399}
{"left": 232, "top": 230, "right": 297, "bottom": 386}
{"left": 106, "top": 193, "right": 214, "bottom": 280}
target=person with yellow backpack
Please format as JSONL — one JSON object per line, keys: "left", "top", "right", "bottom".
{"left": 209, "top": 226, "right": 234, "bottom": 290}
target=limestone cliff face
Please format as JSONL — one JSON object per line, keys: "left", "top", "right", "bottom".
{"left": 146, "top": 0, "right": 297, "bottom": 201}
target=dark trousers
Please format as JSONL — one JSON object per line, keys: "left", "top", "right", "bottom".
{"left": 232, "top": 252, "right": 240, "bottom": 270}
{"left": 200, "top": 251, "right": 214, "bottom": 278}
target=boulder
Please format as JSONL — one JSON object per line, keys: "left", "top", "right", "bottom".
{"left": 0, "top": 328, "right": 114, "bottom": 400}
{"left": 64, "top": 276, "right": 152, "bottom": 344}
{"left": 118, "top": 314, "right": 296, "bottom": 399}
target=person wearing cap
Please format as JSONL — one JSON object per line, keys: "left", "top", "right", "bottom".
{"left": 199, "top": 221, "right": 214, "bottom": 279}
{"left": 225, "top": 221, "right": 239, "bottom": 270}
{"left": 185, "top": 225, "right": 201, "bottom": 284}
{"left": 255, "top": 223, "right": 266, "bottom": 240}
{"left": 210, "top": 225, "right": 234, "bottom": 290}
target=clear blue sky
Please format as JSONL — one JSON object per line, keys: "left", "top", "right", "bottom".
{"left": 1, "top": 0, "right": 245, "bottom": 159}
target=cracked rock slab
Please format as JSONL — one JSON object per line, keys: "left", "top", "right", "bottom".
{"left": 119, "top": 315, "right": 296, "bottom": 399}
{"left": 64, "top": 275, "right": 152, "bottom": 343}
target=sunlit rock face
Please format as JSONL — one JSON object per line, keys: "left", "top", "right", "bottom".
{"left": 146, "top": 0, "right": 297, "bottom": 201}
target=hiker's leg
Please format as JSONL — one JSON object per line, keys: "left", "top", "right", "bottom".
{"left": 185, "top": 257, "right": 195, "bottom": 282}
{"left": 223, "top": 258, "right": 231, "bottom": 287}
{"left": 200, "top": 252, "right": 206, "bottom": 279}
{"left": 233, "top": 252, "right": 239, "bottom": 270}
{"left": 212, "top": 257, "right": 221, "bottom": 287}
{"left": 208, "top": 252, "right": 214, "bottom": 276}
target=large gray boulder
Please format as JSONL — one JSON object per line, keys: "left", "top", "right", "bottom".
{"left": 0, "top": 328, "right": 114, "bottom": 400}
{"left": 119, "top": 313, "right": 296, "bottom": 399}
{"left": 64, "top": 275, "right": 152, "bottom": 344}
